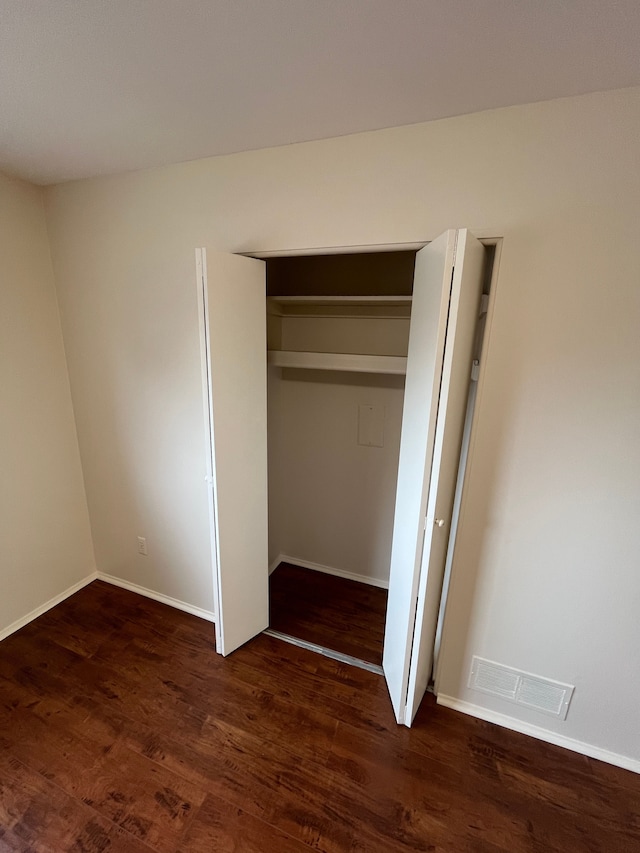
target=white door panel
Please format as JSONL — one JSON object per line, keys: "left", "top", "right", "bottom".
{"left": 405, "top": 229, "right": 485, "bottom": 723}
{"left": 383, "top": 229, "right": 485, "bottom": 725}
{"left": 383, "top": 231, "right": 457, "bottom": 723}
{"left": 197, "top": 248, "right": 269, "bottom": 656}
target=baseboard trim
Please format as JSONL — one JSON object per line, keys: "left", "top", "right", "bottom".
{"left": 97, "top": 572, "right": 216, "bottom": 623}
{"left": 268, "top": 556, "right": 282, "bottom": 575}
{"left": 437, "top": 694, "right": 640, "bottom": 775}
{"left": 272, "top": 554, "right": 389, "bottom": 590}
{"left": 0, "top": 570, "right": 99, "bottom": 642}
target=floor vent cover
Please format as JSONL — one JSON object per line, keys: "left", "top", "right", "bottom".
{"left": 468, "top": 656, "right": 574, "bottom": 720}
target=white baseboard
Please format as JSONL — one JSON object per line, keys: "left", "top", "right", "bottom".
{"left": 437, "top": 694, "right": 640, "bottom": 775}
{"left": 0, "top": 570, "right": 98, "bottom": 642}
{"left": 268, "top": 556, "right": 282, "bottom": 575}
{"left": 272, "top": 553, "right": 389, "bottom": 590}
{"left": 97, "top": 572, "right": 216, "bottom": 623}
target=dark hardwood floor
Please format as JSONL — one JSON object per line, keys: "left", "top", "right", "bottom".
{"left": 269, "top": 562, "right": 387, "bottom": 665}
{"left": 0, "top": 581, "right": 638, "bottom": 852}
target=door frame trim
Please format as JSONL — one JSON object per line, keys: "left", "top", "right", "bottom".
{"left": 243, "top": 232, "right": 501, "bottom": 259}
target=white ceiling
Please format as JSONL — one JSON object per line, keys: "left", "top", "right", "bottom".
{"left": 2, "top": 1, "right": 640, "bottom": 185}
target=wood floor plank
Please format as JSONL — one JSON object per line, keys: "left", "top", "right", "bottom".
{"left": 269, "top": 563, "right": 387, "bottom": 664}
{"left": 325, "top": 719, "right": 525, "bottom": 853}
{"left": 234, "top": 631, "right": 397, "bottom": 734}
{"left": 77, "top": 740, "right": 206, "bottom": 852}
{"left": 0, "top": 580, "right": 638, "bottom": 853}
{"left": 123, "top": 721, "right": 354, "bottom": 853}
{"left": 0, "top": 683, "right": 206, "bottom": 852}
{"left": 0, "top": 753, "right": 154, "bottom": 853}
{"left": 179, "top": 795, "right": 313, "bottom": 853}
{"left": 213, "top": 643, "right": 395, "bottom": 737}
{"left": 0, "top": 689, "right": 120, "bottom": 800}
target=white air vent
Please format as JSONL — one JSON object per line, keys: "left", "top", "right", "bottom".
{"left": 468, "top": 656, "right": 574, "bottom": 720}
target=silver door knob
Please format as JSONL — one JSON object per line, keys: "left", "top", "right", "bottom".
{"left": 435, "top": 518, "right": 445, "bottom": 527}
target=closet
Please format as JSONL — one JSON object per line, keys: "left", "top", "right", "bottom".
{"left": 265, "top": 262, "right": 414, "bottom": 669}
{"left": 196, "top": 229, "right": 491, "bottom": 726}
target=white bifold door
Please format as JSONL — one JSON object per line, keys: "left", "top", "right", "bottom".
{"left": 196, "top": 250, "right": 269, "bottom": 655}
{"left": 197, "top": 230, "right": 485, "bottom": 724}
{"left": 383, "top": 230, "right": 485, "bottom": 725}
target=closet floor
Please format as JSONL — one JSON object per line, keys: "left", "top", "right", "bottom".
{"left": 269, "top": 563, "right": 387, "bottom": 666}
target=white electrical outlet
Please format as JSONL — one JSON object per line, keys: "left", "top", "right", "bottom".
{"left": 137, "top": 536, "right": 148, "bottom": 556}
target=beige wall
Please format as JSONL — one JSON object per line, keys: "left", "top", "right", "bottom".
{"left": 268, "top": 369, "right": 404, "bottom": 584}
{"left": 0, "top": 174, "right": 95, "bottom": 634}
{"left": 45, "top": 86, "right": 640, "bottom": 765}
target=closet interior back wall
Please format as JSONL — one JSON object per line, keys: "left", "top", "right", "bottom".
{"left": 265, "top": 250, "right": 416, "bottom": 590}
{"left": 267, "top": 367, "right": 405, "bottom": 586}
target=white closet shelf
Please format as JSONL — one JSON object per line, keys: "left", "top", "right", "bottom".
{"left": 267, "top": 295, "right": 412, "bottom": 319}
{"left": 270, "top": 295, "right": 411, "bottom": 305}
{"left": 268, "top": 350, "right": 408, "bottom": 375}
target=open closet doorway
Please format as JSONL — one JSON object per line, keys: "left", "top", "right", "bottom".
{"left": 196, "top": 229, "right": 497, "bottom": 726}
{"left": 264, "top": 250, "right": 416, "bottom": 674}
